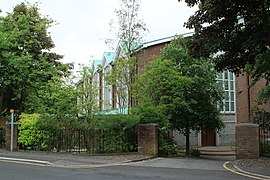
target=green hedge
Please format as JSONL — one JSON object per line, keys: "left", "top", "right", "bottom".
{"left": 18, "top": 113, "right": 139, "bottom": 152}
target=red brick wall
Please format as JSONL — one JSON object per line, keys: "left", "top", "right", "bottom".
{"left": 235, "top": 75, "right": 250, "bottom": 123}
{"left": 131, "top": 43, "right": 168, "bottom": 107}
{"left": 235, "top": 123, "right": 259, "bottom": 159}
{"left": 236, "top": 74, "right": 270, "bottom": 124}
{"left": 136, "top": 43, "right": 167, "bottom": 74}
{"left": 138, "top": 124, "right": 159, "bottom": 156}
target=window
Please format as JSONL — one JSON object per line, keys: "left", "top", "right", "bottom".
{"left": 217, "top": 70, "right": 235, "bottom": 113}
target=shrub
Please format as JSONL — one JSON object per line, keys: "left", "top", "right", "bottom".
{"left": 18, "top": 113, "right": 43, "bottom": 150}
{"left": 158, "top": 134, "right": 181, "bottom": 157}
{"left": 18, "top": 113, "right": 139, "bottom": 153}
{"left": 190, "top": 149, "right": 201, "bottom": 157}
{"left": 92, "top": 114, "right": 139, "bottom": 130}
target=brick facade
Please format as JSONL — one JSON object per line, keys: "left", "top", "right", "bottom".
{"left": 136, "top": 43, "right": 167, "bottom": 74}
{"left": 236, "top": 74, "right": 270, "bottom": 124}
{"left": 235, "top": 123, "right": 260, "bottom": 159}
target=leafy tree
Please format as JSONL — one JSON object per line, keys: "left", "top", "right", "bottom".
{"left": 135, "top": 37, "right": 224, "bottom": 155}
{"left": 179, "top": 0, "right": 270, "bottom": 103}
{"left": 76, "top": 65, "right": 99, "bottom": 115}
{"left": 25, "top": 77, "right": 78, "bottom": 116}
{"left": 0, "top": 2, "right": 71, "bottom": 114}
{"left": 105, "top": 0, "right": 147, "bottom": 113}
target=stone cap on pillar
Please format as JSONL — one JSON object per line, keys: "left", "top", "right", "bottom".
{"left": 237, "top": 123, "right": 259, "bottom": 128}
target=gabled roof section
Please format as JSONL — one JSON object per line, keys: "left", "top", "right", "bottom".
{"left": 103, "top": 52, "right": 116, "bottom": 64}
{"left": 119, "top": 41, "right": 143, "bottom": 52}
{"left": 93, "top": 60, "right": 102, "bottom": 70}
{"left": 102, "top": 52, "right": 116, "bottom": 69}
{"left": 141, "top": 32, "right": 193, "bottom": 49}
{"left": 116, "top": 41, "right": 143, "bottom": 56}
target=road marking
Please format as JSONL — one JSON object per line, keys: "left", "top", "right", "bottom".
{"left": 0, "top": 156, "right": 157, "bottom": 169}
{"left": 0, "top": 159, "right": 50, "bottom": 167}
{"left": 223, "top": 161, "right": 270, "bottom": 180}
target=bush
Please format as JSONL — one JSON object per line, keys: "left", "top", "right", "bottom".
{"left": 92, "top": 114, "right": 139, "bottom": 130}
{"left": 18, "top": 113, "right": 139, "bottom": 153}
{"left": 158, "top": 134, "right": 181, "bottom": 157}
{"left": 18, "top": 113, "right": 81, "bottom": 150}
{"left": 190, "top": 149, "right": 201, "bottom": 157}
{"left": 18, "top": 113, "right": 44, "bottom": 150}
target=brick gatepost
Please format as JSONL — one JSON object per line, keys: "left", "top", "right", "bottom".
{"left": 235, "top": 123, "right": 259, "bottom": 159}
{"left": 5, "top": 123, "right": 18, "bottom": 151}
{"left": 138, "top": 124, "right": 159, "bottom": 156}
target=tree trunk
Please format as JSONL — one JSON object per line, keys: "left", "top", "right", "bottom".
{"left": 185, "top": 128, "right": 190, "bottom": 156}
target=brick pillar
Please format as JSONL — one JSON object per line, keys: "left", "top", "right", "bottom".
{"left": 138, "top": 124, "right": 159, "bottom": 156}
{"left": 6, "top": 124, "right": 18, "bottom": 151}
{"left": 235, "top": 123, "right": 259, "bottom": 159}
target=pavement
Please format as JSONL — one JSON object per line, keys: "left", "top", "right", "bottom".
{"left": 0, "top": 149, "right": 153, "bottom": 168}
{"left": 224, "top": 158, "right": 270, "bottom": 180}
{"left": 0, "top": 149, "right": 270, "bottom": 179}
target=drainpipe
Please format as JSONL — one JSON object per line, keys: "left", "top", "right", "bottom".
{"left": 247, "top": 75, "right": 251, "bottom": 122}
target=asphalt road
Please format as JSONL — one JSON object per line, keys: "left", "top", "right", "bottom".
{"left": 0, "top": 159, "right": 248, "bottom": 180}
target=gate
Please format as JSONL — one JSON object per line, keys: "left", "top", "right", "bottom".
{"left": 0, "top": 126, "right": 6, "bottom": 148}
{"left": 259, "top": 126, "right": 270, "bottom": 157}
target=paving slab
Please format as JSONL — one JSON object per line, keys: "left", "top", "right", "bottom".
{"left": 0, "top": 149, "right": 152, "bottom": 168}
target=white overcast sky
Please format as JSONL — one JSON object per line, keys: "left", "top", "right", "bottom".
{"left": 1, "top": 0, "right": 197, "bottom": 66}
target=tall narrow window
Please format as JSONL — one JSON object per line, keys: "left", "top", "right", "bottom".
{"left": 217, "top": 70, "right": 235, "bottom": 113}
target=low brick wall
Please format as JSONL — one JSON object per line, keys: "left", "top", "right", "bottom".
{"left": 138, "top": 124, "right": 159, "bottom": 156}
{"left": 235, "top": 123, "right": 259, "bottom": 159}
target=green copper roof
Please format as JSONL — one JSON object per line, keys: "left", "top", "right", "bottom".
{"left": 119, "top": 41, "right": 143, "bottom": 52}
{"left": 103, "top": 52, "right": 116, "bottom": 64}
{"left": 93, "top": 60, "right": 102, "bottom": 70}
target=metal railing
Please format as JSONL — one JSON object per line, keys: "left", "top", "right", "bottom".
{"left": 259, "top": 126, "right": 270, "bottom": 157}
{"left": 29, "top": 127, "right": 138, "bottom": 154}
{"left": 0, "top": 127, "right": 5, "bottom": 148}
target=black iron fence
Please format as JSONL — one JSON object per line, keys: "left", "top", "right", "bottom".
{"left": 20, "top": 127, "right": 138, "bottom": 154}
{"left": 0, "top": 127, "right": 5, "bottom": 148}
{"left": 259, "top": 126, "right": 270, "bottom": 157}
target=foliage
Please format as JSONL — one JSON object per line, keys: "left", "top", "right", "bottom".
{"left": 0, "top": 2, "right": 71, "bottom": 114}
{"left": 257, "top": 86, "right": 270, "bottom": 105}
{"left": 190, "top": 149, "right": 201, "bottom": 157}
{"left": 105, "top": 56, "right": 137, "bottom": 113}
{"left": 110, "top": 0, "right": 147, "bottom": 53}
{"left": 180, "top": 0, "right": 270, "bottom": 104}
{"left": 158, "top": 136, "right": 181, "bottom": 157}
{"left": 250, "top": 110, "right": 270, "bottom": 129}
{"left": 134, "top": 37, "right": 224, "bottom": 155}
{"left": 76, "top": 65, "right": 99, "bottom": 114}
{"left": 18, "top": 113, "right": 139, "bottom": 152}
{"left": 18, "top": 113, "right": 82, "bottom": 150}
{"left": 93, "top": 114, "right": 139, "bottom": 130}
{"left": 105, "top": 0, "right": 148, "bottom": 113}
{"left": 131, "top": 102, "right": 170, "bottom": 132}
{"left": 18, "top": 113, "right": 47, "bottom": 150}
{"left": 25, "top": 77, "right": 78, "bottom": 116}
